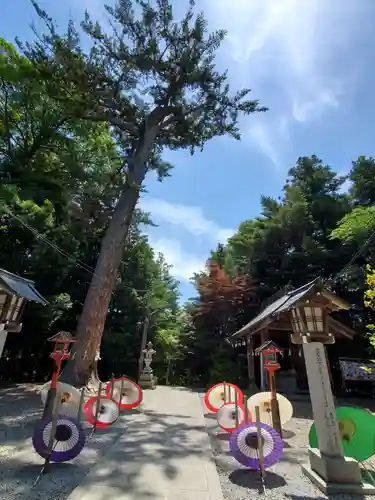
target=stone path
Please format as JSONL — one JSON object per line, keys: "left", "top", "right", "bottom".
{"left": 67, "top": 386, "right": 224, "bottom": 500}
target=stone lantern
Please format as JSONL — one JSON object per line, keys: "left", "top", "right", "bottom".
{"left": 139, "top": 341, "right": 157, "bottom": 389}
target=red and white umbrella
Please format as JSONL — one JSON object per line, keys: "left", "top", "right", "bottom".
{"left": 217, "top": 402, "right": 251, "bottom": 432}
{"left": 205, "top": 382, "right": 243, "bottom": 413}
{"left": 84, "top": 396, "right": 120, "bottom": 428}
{"left": 105, "top": 377, "right": 143, "bottom": 409}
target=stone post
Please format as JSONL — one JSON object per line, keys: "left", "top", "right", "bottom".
{"left": 300, "top": 340, "right": 374, "bottom": 494}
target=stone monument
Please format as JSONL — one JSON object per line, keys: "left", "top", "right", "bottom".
{"left": 139, "top": 341, "right": 157, "bottom": 389}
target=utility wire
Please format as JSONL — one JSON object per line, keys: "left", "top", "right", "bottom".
{"left": 6, "top": 203, "right": 374, "bottom": 295}
{"left": 330, "top": 228, "right": 375, "bottom": 284}
{"left": 2, "top": 205, "right": 151, "bottom": 295}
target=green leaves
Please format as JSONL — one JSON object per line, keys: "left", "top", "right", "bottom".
{"left": 26, "top": 0, "right": 266, "bottom": 157}
{"left": 330, "top": 206, "right": 375, "bottom": 244}
{"left": 364, "top": 266, "right": 375, "bottom": 357}
{"left": 350, "top": 156, "right": 375, "bottom": 206}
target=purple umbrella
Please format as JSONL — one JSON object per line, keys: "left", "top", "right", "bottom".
{"left": 32, "top": 416, "right": 86, "bottom": 462}
{"left": 230, "top": 422, "right": 283, "bottom": 470}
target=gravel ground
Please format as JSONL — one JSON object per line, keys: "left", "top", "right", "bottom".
{"left": 0, "top": 383, "right": 141, "bottom": 500}
{"left": 200, "top": 394, "right": 375, "bottom": 500}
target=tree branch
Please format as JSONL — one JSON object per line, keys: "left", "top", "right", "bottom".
{"left": 84, "top": 112, "right": 139, "bottom": 137}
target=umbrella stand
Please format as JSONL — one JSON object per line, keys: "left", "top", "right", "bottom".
{"left": 234, "top": 389, "right": 239, "bottom": 428}
{"left": 90, "top": 381, "right": 102, "bottom": 438}
{"left": 33, "top": 391, "right": 60, "bottom": 487}
{"left": 255, "top": 405, "right": 266, "bottom": 493}
{"left": 243, "top": 395, "right": 249, "bottom": 423}
{"left": 268, "top": 371, "right": 282, "bottom": 437}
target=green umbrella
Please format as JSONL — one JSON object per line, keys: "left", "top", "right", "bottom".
{"left": 309, "top": 406, "right": 375, "bottom": 462}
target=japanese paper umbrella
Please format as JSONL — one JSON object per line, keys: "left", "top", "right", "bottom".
{"left": 40, "top": 381, "right": 81, "bottom": 418}
{"left": 205, "top": 383, "right": 243, "bottom": 413}
{"left": 217, "top": 402, "right": 251, "bottom": 432}
{"left": 309, "top": 406, "right": 375, "bottom": 462}
{"left": 230, "top": 421, "right": 283, "bottom": 470}
{"left": 32, "top": 416, "right": 86, "bottom": 462}
{"left": 247, "top": 392, "right": 293, "bottom": 426}
{"left": 105, "top": 377, "right": 143, "bottom": 409}
{"left": 84, "top": 396, "right": 120, "bottom": 428}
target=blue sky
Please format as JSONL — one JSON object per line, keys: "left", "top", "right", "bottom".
{"left": 2, "top": 0, "right": 375, "bottom": 302}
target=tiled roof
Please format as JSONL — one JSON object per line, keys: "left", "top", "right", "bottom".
{"left": 0, "top": 268, "right": 48, "bottom": 305}
{"left": 232, "top": 278, "right": 321, "bottom": 338}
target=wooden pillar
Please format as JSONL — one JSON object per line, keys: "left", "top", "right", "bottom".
{"left": 260, "top": 329, "right": 269, "bottom": 391}
{"left": 269, "top": 370, "right": 282, "bottom": 436}
{"left": 246, "top": 335, "right": 256, "bottom": 392}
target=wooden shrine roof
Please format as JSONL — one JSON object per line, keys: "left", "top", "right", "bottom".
{"left": 232, "top": 277, "right": 354, "bottom": 340}
{"left": 0, "top": 268, "right": 48, "bottom": 305}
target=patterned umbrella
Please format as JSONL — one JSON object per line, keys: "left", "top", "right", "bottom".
{"left": 84, "top": 396, "right": 120, "bottom": 428}
{"left": 105, "top": 377, "right": 143, "bottom": 409}
{"left": 40, "top": 381, "right": 81, "bottom": 419}
{"left": 32, "top": 416, "right": 86, "bottom": 462}
{"left": 217, "top": 402, "right": 251, "bottom": 432}
{"left": 246, "top": 392, "right": 293, "bottom": 427}
{"left": 204, "top": 382, "right": 243, "bottom": 413}
{"left": 230, "top": 422, "right": 283, "bottom": 470}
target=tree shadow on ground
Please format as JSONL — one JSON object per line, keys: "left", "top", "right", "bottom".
{"left": 283, "top": 429, "right": 295, "bottom": 439}
{"left": 1, "top": 386, "right": 218, "bottom": 499}
{"left": 0, "top": 383, "right": 146, "bottom": 499}
{"left": 204, "top": 412, "right": 217, "bottom": 419}
{"left": 229, "top": 468, "right": 286, "bottom": 491}
{"left": 289, "top": 400, "right": 313, "bottom": 419}
{"left": 215, "top": 432, "right": 230, "bottom": 441}
{"left": 0, "top": 383, "right": 43, "bottom": 446}
{"left": 287, "top": 495, "right": 365, "bottom": 500}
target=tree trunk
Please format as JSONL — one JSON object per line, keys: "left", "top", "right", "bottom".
{"left": 60, "top": 135, "right": 155, "bottom": 387}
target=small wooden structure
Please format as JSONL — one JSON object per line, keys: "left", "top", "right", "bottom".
{"left": 0, "top": 268, "right": 48, "bottom": 357}
{"left": 232, "top": 278, "right": 355, "bottom": 393}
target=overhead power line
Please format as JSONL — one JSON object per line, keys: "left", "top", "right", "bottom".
{"left": 2, "top": 205, "right": 151, "bottom": 295}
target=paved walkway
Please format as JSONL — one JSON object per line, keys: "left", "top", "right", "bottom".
{"left": 67, "top": 386, "right": 224, "bottom": 500}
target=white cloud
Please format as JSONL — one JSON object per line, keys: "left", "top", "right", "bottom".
{"left": 337, "top": 171, "right": 352, "bottom": 194}
{"left": 140, "top": 197, "right": 235, "bottom": 243}
{"left": 339, "top": 178, "right": 352, "bottom": 194}
{"left": 203, "top": 0, "right": 362, "bottom": 163}
{"left": 249, "top": 123, "right": 279, "bottom": 166}
{"left": 150, "top": 237, "right": 205, "bottom": 281}
{"left": 249, "top": 117, "right": 289, "bottom": 167}
{"left": 208, "top": 0, "right": 347, "bottom": 112}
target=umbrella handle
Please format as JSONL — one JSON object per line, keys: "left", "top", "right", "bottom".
{"left": 255, "top": 406, "right": 265, "bottom": 478}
